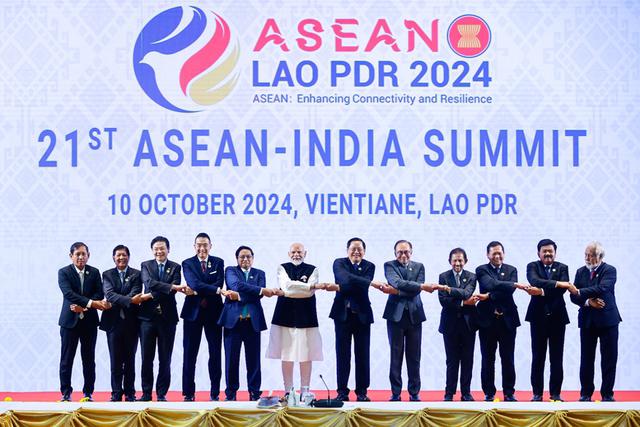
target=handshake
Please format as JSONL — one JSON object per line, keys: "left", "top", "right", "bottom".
{"left": 513, "top": 281, "right": 581, "bottom": 297}
{"left": 369, "top": 281, "right": 452, "bottom": 295}
{"left": 70, "top": 298, "right": 112, "bottom": 312}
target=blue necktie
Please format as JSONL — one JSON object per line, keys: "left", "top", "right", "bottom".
{"left": 545, "top": 266, "right": 551, "bottom": 279}
{"left": 159, "top": 264, "right": 165, "bottom": 281}
{"left": 119, "top": 270, "right": 125, "bottom": 286}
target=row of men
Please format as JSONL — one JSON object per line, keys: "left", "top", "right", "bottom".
{"left": 58, "top": 235, "right": 620, "bottom": 403}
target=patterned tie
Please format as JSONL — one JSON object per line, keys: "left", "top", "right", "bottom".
{"left": 545, "top": 266, "right": 551, "bottom": 279}
{"left": 119, "top": 270, "right": 125, "bottom": 285}
{"left": 241, "top": 270, "right": 249, "bottom": 319}
{"left": 590, "top": 269, "right": 596, "bottom": 280}
{"left": 159, "top": 263, "right": 165, "bottom": 281}
{"left": 455, "top": 273, "right": 461, "bottom": 287}
{"left": 201, "top": 260, "right": 207, "bottom": 273}
{"left": 78, "top": 271, "right": 85, "bottom": 319}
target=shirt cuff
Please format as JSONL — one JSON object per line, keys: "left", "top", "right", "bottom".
{"left": 86, "top": 300, "right": 93, "bottom": 308}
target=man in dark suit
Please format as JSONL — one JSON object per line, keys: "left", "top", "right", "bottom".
{"left": 326, "top": 237, "right": 385, "bottom": 402}
{"left": 380, "top": 240, "right": 429, "bottom": 402}
{"left": 438, "top": 247, "right": 478, "bottom": 402}
{"left": 138, "top": 236, "right": 186, "bottom": 401}
{"left": 525, "top": 239, "right": 571, "bottom": 402}
{"left": 58, "top": 242, "right": 110, "bottom": 402}
{"left": 181, "top": 232, "right": 225, "bottom": 402}
{"left": 218, "top": 245, "right": 281, "bottom": 401}
{"left": 475, "top": 241, "right": 528, "bottom": 402}
{"left": 570, "top": 241, "right": 621, "bottom": 402}
{"left": 100, "top": 244, "right": 143, "bottom": 402}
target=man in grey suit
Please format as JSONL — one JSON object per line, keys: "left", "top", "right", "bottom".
{"left": 379, "top": 240, "right": 441, "bottom": 401}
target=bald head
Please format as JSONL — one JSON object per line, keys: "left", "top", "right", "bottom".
{"left": 289, "top": 242, "right": 306, "bottom": 265}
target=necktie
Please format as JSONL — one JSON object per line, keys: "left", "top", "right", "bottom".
{"left": 353, "top": 263, "right": 359, "bottom": 271}
{"left": 79, "top": 271, "right": 85, "bottom": 319}
{"left": 455, "top": 273, "right": 461, "bottom": 287}
{"left": 545, "top": 266, "right": 551, "bottom": 279}
{"left": 119, "top": 271, "right": 125, "bottom": 285}
{"left": 159, "top": 264, "right": 165, "bottom": 281}
{"left": 241, "top": 270, "right": 249, "bottom": 318}
{"left": 201, "top": 260, "right": 207, "bottom": 272}
{"left": 590, "top": 269, "right": 596, "bottom": 280}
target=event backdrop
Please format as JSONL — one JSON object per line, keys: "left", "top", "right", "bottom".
{"left": 0, "top": 0, "right": 638, "bottom": 393}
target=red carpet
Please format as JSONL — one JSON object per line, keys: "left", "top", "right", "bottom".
{"left": 2, "top": 390, "right": 639, "bottom": 402}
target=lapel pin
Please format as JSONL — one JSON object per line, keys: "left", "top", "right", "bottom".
{"left": 463, "top": 278, "right": 467, "bottom": 282}
{"left": 166, "top": 268, "right": 171, "bottom": 273}
{"left": 250, "top": 276, "right": 254, "bottom": 279}
{"left": 125, "top": 277, "right": 129, "bottom": 282}
{"left": 501, "top": 272, "right": 505, "bottom": 276}
{"left": 208, "top": 262, "right": 211, "bottom": 268}
{"left": 85, "top": 271, "right": 89, "bottom": 275}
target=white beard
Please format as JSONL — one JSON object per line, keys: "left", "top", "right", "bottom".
{"left": 291, "top": 259, "right": 303, "bottom": 266}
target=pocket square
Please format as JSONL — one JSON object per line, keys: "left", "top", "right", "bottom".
{"left": 210, "top": 271, "right": 217, "bottom": 274}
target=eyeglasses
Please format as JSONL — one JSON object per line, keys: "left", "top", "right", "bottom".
{"left": 395, "top": 250, "right": 412, "bottom": 256}
{"left": 238, "top": 255, "right": 253, "bottom": 260}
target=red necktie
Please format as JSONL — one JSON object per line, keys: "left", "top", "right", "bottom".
{"left": 201, "top": 260, "right": 206, "bottom": 272}
{"left": 590, "top": 269, "right": 596, "bottom": 280}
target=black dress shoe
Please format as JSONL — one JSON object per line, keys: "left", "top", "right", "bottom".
{"left": 157, "top": 396, "right": 167, "bottom": 402}
{"left": 210, "top": 394, "right": 219, "bottom": 401}
{"left": 443, "top": 394, "right": 453, "bottom": 401}
{"left": 504, "top": 395, "right": 517, "bottom": 402}
{"left": 484, "top": 394, "right": 495, "bottom": 402}
{"left": 356, "top": 394, "right": 371, "bottom": 402}
{"left": 125, "top": 395, "right": 136, "bottom": 402}
{"left": 184, "top": 395, "right": 194, "bottom": 402}
{"left": 579, "top": 395, "right": 592, "bottom": 402}
{"left": 602, "top": 396, "right": 616, "bottom": 402}
{"left": 336, "top": 393, "right": 350, "bottom": 402}
{"left": 110, "top": 394, "right": 123, "bottom": 402}
{"left": 531, "top": 394, "right": 543, "bottom": 402}
{"left": 225, "top": 394, "right": 236, "bottom": 401}
{"left": 461, "top": 394, "right": 475, "bottom": 402}
{"left": 389, "top": 394, "right": 401, "bottom": 402}
{"left": 550, "top": 394, "right": 563, "bottom": 402}
{"left": 249, "top": 392, "right": 262, "bottom": 401}
{"left": 137, "top": 394, "right": 152, "bottom": 402}
{"left": 59, "top": 394, "right": 71, "bottom": 402}
{"left": 409, "top": 394, "right": 421, "bottom": 402}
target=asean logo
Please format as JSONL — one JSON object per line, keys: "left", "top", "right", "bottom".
{"left": 447, "top": 15, "right": 491, "bottom": 58}
{"left": 133, "top": 6, "right": 239, "bottom": 112}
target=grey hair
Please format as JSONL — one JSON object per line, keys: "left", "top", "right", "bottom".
{"left": 586, "top": 241, "right": 605, "bottom": 260}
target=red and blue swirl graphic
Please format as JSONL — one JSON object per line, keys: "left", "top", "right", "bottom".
{"left": 133, "top": 6, "right": 239, "bottom": 112}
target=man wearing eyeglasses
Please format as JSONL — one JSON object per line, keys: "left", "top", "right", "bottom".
{"left": 326, "top": 237, "right": 385, "bottom": 402}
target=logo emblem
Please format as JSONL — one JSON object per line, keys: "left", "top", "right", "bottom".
{"left": 447, "top": 14, "right": 491, "bottom": 58}
{"left": 133, "top": 6, "right": 240, "bottom": 112}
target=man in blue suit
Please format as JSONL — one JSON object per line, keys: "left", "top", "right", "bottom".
{"left": 218, "top": 245, "right": 281, "bottom": 401}
{"left": 100, "top": 244, "right": 142, "bottom": 402}
{"left": 570, "top": 241, "right": 621, "bottom": 402}
{"left": 475, "top": 241, "right": 528, "bottom": 402}
{"left": 524, "top": 239, "right": 571, "bottom": 402}
{"left": 58, "top": 242, "right": 110, "bottom": 402}
{"left": 327, "top": 237, "right": 385, "bottom": 402}
{"left": 138, "top": 236, "right": 186, "bottom": 402}
{"left": 438, "top": 248, "right": 478, "bottom": 402}
{"left": 181, "top": 232, "right": 225, "bottom": 402}
{"left": 380, "top": 240, "right": 429, "bottom": 402}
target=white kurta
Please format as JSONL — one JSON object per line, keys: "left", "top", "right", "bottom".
{"left": 266, "top": 265, "right": 323, "bottom": 362}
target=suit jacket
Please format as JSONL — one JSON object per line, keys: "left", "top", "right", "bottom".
{"left": 58, "top": 264, "right": 103, "bottom": 329}
{"left": 138, "top": 259, "right": 181, "bottom": 324}
{"left": 330, "top": 257, "right": 375, "bottom": 324}
{"left": 180, "top": 255, "right": 224, "bottom": 321}
{"left": 438, "top": 269, "right": 478, "bottom": 334}
{"left": 218, "top": 266, "right": 267, "bottom": 332}
{"left": 100, "top": 266, "right": 142, "bottom": 332}
{"left": 475, "top": 262, "right": 521, "bottom": 330}
{"left": 570, "top": 263, "right": 621, "bottom": 328}
{"left": 382, "top": 260, "right": 426, "bottom": 324}
{"left": 525, "top": 260, "right": 570, "bottom": 324}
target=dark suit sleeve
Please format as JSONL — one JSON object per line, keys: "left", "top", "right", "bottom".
{"left": 103, "top": 271, "right": 132, "bottom": 308}
{"left": 226, "top": 268, "right": 262, "bottom": 300}
{"left": 477, "top": 266, "right": 516, "bottom": 303}
{"left": 397, "top": 263, "right": 425, "bottom": 297}
{"left": 141, "top": 262, "right": 172, "bottom": 297}
{"left": 384, "top": 262, "right": 421, "bottom": 296}
{"left": 58, "top": 268, "right": 90, "bottom": 307}
{"left": 448, "top": 273, "right": 476, "bottom": 300}
{"left": 526, "top": 262, "right": 557, "bottom": 291}
{"left": 126, "top": 272, "right": 142, "bottom": 298}
{"left": 89, "top": 269, "right": 104, "bottom": 301}
{"left": 334, "top": 259, "right": 374, "bottom": 295}
{"left": 570, "top": 269, "right": 588, "bottom": 306}
{"left": 183, "top": 258, "right": 223, "bottom": 296}
{"left": 578, "top": 265, "right": 616, "bottom": 299}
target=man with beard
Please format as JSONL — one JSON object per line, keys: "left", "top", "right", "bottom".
{"left": 570, "top": 241, "right": 621, "bottom": 402}
{"left": 266, "top": 243, "right": 327, "bottom": 402}
{"left": 524, "top": 239, "right": 572, "bottom": 402}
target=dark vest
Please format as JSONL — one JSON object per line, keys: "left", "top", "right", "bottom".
{"left": 271, "top": 262, "right": 318, "bottom": 328}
